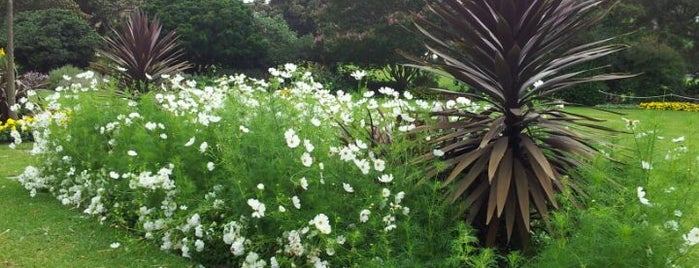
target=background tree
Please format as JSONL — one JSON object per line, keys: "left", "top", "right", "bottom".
{"left": 0, "top": 8, "right": 101, "bottom": 73}
{"left": 75, "top": 0, "right": 143, "bottom": 34}
{"left": 141, "top": 0, "right": 268, "bottom": 71}
{"left": 312, "top": 0, "right": 426, "bottom": 66}
{"left": 0, "top": 0, "right": 80, "bottom": 13}
{"left": 1, "top": 0, "right": 16, "bottom": 121}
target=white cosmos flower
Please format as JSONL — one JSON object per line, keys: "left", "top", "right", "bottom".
{"left": 160, "top": 133, "right": 168, "bottom": 139}
{"left": 304, "top": 139, "right": 315, "bottom": 152}
{"left": 311, "top": 118, "right": 321, "bottom": 127}
{"left": 145, "top": 122, "right": 157, "bottom": 131}
{"left": 199, "top": 142, "right": 209, "bottom": 153}
{"left": 109, "top": 171, "right": 120, "bottom": 179}
{"left": 350, "top": 70, "right": 367, "bottom": 80}
{"left": 339, "top": 147, "right": 355, "bottom": 162}
{"left": 301, "top": 152, "right": 313, "bottom": 167}
{"left": 239, "top": 125, "right": 250, "bottom": 133}
{"left": 359, "top": 209, "right": 371, "bottom": 223}
{"left": 127, "top": 150, "right": 138, "bottom": 156}
{"left": 382, "top": 188, "right": 391, "bottom": 198}
{"left": 665, "top": 220, "right": 679, "bottom": 231}
{"left": 207, "top": 162, "right": 215, "bottom": 171}
{"left": 110, "top": 242, "right": 121, "bottom": 249}
{"left": 195, "top": 239, "right": 205, "bottom": 252}
{"left": 292, "top": 196, "right": 301, "bottom": 209}
{"left": 378, "top": 174, "right": 394, "bottom": 183}
{"left": 354, "top": 158, "right": 371, "bottom": 175}
{"left": 637, "top": 187, "right": 652, "bottom": 206}
{"left": 257, "top": 183, "right": 265, "bottom": 190}
{"left": 285, "top": 129, "right": 300, "bottom": 148}
{"left": 247, "top": 199, "right": 266, "bottom": 218}
{"left": 342, "top": 183, "right": 354, "bottom": 193}
{"left": 672, "top": 136, "right": 685, "bottom": 143}
{"left": 641, "top": 161, "right": 653, "bottom": 170}
{"left": 300, "top": 177, "right": 309, "bottom": 190}
{"left": 185, "top": 137, "right": 196, "bottom": 147}
{"left": 373, "top": 159, "right": 386, "bottom": 172}
{"left": 278, "top": 205, "right": 286, "bottom": 212}
{"left": 683, "top": 227, "right": 699, "bottom": 246}
{"left": 310, "top": 213, "right": 332, "bottom": 234}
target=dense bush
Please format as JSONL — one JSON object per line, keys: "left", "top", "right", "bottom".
{"left": 0, "top": 9, "right": 101, "bottom": 73}
{"left": 555, "top": 81, "right": 609, "bottom": 106}
{"left": 141, "top": 0, "right": 267, "bottom": 70}
{"left": 48, "top": 65, "right": 95, "bottom": 90}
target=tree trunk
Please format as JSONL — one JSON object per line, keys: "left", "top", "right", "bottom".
{"left": 3, "top": 0, "right": 16, "bottom": 120}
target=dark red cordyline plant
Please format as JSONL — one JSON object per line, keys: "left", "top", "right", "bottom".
{"left": 98, "top": 9, "right": 190, "bottom": 94}
{"left": 409, "top": 0, "right": 632, "bottom": 247}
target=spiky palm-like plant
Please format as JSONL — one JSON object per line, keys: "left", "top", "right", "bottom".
{"left": 410, "top": 0, "right": 632, "bottom": 246}
{"left": 98, "top": 9, "right": 190, "bottom": 94}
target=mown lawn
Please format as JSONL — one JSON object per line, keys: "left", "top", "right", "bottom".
{"left": 0, "top": 143, "right": 197, "bottom": 267}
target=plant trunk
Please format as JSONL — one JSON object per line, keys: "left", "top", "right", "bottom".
{"left": 2, "top": 0, "right": 16, "bottom": 121}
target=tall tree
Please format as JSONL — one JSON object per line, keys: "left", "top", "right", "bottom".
{"left": 2, "top": 0, "right": 16, "bottom": 121}
{"left": 312, "top": 0, "right": 427, "bottom": 66}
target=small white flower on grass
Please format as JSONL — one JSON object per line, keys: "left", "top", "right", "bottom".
{"left": 354, "top": 158, "right": 370, "bottom": 175}
{"left": 641, "top": 161, "right": 653, "bottom": 170}
{"left": 109, "top": 171, "right": 120, "bottom": 179}
{"left": 285, "top": 129, "right": 301, "bottom": 148}
{"left": 363, "top": 91, "right": 375, "bottom": 98}
{"left": 311, "top": 118, "right": 321, "bottom": 127}
{"left": 382, "top": 188, "right": 391, "bottom": 198}
{"left": 433, "top": 149, "right": 445, "bottom": 157}
{"left": 665, "top": 220, "right": 679, "bottom": 231}
{"left": 292, "top": 196, "right": 301, "bottom": 209}
{"left": 342, "top": 183, "right": 354, "bottom": 193}
{"left": 350, "top": 70, "right": 367, "bottom": 80}
{"left": 373, "top": 159, "right": 386, "bottom": 172}
{"left": 637, "top": 187, "right": 652, "bottom": 206}
{"left": 278, "top": 205, "right": 286, "bottom": 212}
{"left": 300, "top": 177, "right": 309, "bottom": 190}
{"left": 675, "top": 210, "right": 683, "bottom": 217}
{"left": 359, "top": 209, "right": 371, "bottom": 223}
{"left": 185, "top": 137, "right": 196, "bottom": 147}
{"left": 195, "top": 239, "right": 205, "bottom": 252}
{"left": 127, "top": 150, "right": 138, "bottom": 157}
{"left": 339, "top": 147, "right": 355, "bottom": 162}
{"left": 239, "top": 125, "right": 250, "bottom": 133}
{"left": 378, "top": 174, "right": 394, "bottom": 183}
{"left": 110, "top": 242, "right": 121, "bottom": 249}
{"left": 257, "top": 183, "right": 265, "bottom": 190}
{"left": 304, "top": 139, "right": 315, "bottom": 153}
{"left": 310, "top": 214, "right": 332, "bottom": 234}
{"left": 672, "top": 136, "right": 685, "bottom": 143}
{"left": 683, "top": 227, "right": 699, "bottom": 246}
{"left": 145, "top": 122, "right": 157, "bottom": 131}
{"left": 207, "top": 162, "right": 215, "bottom": 171}
{"left": 247, "top": 199, "right": 266, "bottom": 218}
{"left": 160, "top": 133, "right": 168, "bottom": 139}
{"left": 199, "top": 142, "right": 209, "bottom": 153}
{"left": 301, "top": 152, "right": 313, "bottom": 167}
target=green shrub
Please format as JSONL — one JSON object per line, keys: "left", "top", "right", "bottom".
{"left": 141, "top": 0, "right": 268, "bottom": 69}
{"left": 0, "top": 9, "right": 101, "bottom": 73}
{"left": 555, "top": 81, "right": 608, "bottom": 106}
{"left": 16, "top": 66, "right": 504, "bottom": 266}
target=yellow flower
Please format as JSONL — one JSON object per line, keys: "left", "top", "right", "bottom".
{"left": 0, "top": 48, "right": 5, "bottom": 57}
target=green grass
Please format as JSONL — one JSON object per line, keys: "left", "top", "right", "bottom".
{"left": 0, "top": 143, "right": 197, "bottom": 267}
